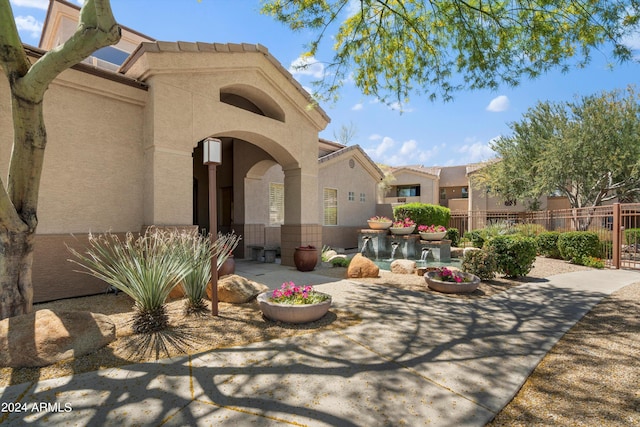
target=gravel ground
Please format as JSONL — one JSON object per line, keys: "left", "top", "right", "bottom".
{"left": 1, "top": 257, "right": 638, "bottom": 426}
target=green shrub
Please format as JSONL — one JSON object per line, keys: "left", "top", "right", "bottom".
{"left": 68, "top": 229, "right": 193, "bottom": 334}
{"left": 557, "top": 231, "right": 600, "bottom": 263}
{"left": 444, "top": 227, "right": 460, "bottom": 247}
{"left": 393, "top": 203, "right": 450, "bottom": 227}
{"left": 461, "top": 249, "right": 497, "bottom": 280}
{"left": 179, "top": 231, "right": 241, "bottom": 315}
{"left": 331, "top": 257, "right": 350, "bottom": 267}
{"left": 573, "top": 255, "right": 605, "bottom": 269}
{"left": 465, "top": 230, "right": 486, "bottom": 248}
{"left": 624, "top": 228, "right": 640, "bottom": 245}
{"left": 598, "top": 240, "right": 613, "bottom": 259}
{"left": 485, "top": 235, "right": 537, "bottom": 277}
{"left": 536, "top": 231, "right": 561, "bottom": 258}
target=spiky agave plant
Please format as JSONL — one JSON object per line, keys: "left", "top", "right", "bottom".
{"left": 68, "top": 228, "right": 192, "bottom": 334}
{"left": 179, "top": 231, "right": 241, "bottom": 315}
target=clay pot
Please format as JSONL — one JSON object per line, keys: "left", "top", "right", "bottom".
{"left": 219, "top": 255, "right": 235, "bottom": 277}
{"left": 294, "top": 246, "right": 318, "bottom": 271}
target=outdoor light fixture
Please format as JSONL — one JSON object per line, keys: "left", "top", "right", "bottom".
{"left": 203, "top": 138, "right": 222, "bottom": 315}
{"left": 203, "top": 138, "right": 222, "bottom": 164}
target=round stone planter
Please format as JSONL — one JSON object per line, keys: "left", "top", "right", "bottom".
{"left": 424, "top": 271, "right": 480, "bottom": 293}
{"left": 419, "top": 231, "right": 447, "bottom": 240}
{"left": 389, "top": 225, "right": 416, "bottom": 235}
{"left": 257, "top": 292, "right": 332, "bottom": 323}
{"left": 367, "top": 220, "right": 393, "bottom": 230}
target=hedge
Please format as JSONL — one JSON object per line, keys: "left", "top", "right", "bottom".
{"left": 557, "top": 231, "right": 600, "bottom": 263}
{"left": 536, "top": 231, "right": 561, "bottom": 258}
{"left": 393, "top": 203, "right": 450, "bottom": 227}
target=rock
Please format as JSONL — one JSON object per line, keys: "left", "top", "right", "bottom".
{"left": 451, "top": 247, "right": 465, "bottom": 258}
{"left": 0, "top": 309, "right": 116, "bottom": 368}
{"left": 328, "top": 254, "right": 347, "bottom": 262}
{"left": 390, "top": 259, "right": 416, "bottom": 274}
{"left": 347, "top": 254, "right": 379, "bottom": 278}
{"left": 209, "top": 274, "right": 269, "bottom": 303}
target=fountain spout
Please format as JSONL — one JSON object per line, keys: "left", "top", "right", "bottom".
{"left": 390, "top": 241, "right": 400, "bottom": 259}
{"left": 361, "top": 236, "right": 372, "bottom": 254}
{"left": 421, "top": 247, "right": 431, "bottom": 261}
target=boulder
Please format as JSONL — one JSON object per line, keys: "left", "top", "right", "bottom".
{"left": 323, "top": 249, "right": 338, "bottom": 260}
{"left": 450, "top": 247, "right": 465, "bottom": 258}
{"left": 0, "top": 309, "right": 116, "bottom": 368}
{"left": 209, "top": 274, "right": 269, "bottom": 303}
{"left": 390, "top": 259, "right": 416, "bottom": 275}
{"left": 347, "top": 254, "right": 379, "bottom": 278}
{"left": 463, "top": 247, "right": 482, "bottom": 256}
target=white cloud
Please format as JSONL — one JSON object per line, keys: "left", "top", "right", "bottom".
{"left": 387, "top": 101, "right": 414, "bottom": 113}
{"left": 10, "top": 0, "right": 48, "bottom": 9}
{"left": 486, "top": 95, "right": 510, "bottom": 112}
{"left": 368, "top": 134, "right": 382, "bottom": 141}
{"left": 456, "top": 137, "right": 496, "bottom": 163}
{"left": 351, "top": 103, "right": 363, "bottom": 111}
{"left": 365, "top": 136, "right": 439, "bottom": 166}
{"left": 14, "top": 15, "right": 43, "bottom": 38}
{"left": 288, "top": 56, "right": 325, "bottom": 79}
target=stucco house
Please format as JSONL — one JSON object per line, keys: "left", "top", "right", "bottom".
{"left": 1, "top": 0, "right": 383, "bottom": 302}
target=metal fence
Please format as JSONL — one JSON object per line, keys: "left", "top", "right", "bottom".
{"left": 449, "top": 203, "right": 640, "bottom": 270}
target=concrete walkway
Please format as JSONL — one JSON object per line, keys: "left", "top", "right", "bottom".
{"left": 1, "top": 262, "right": 639, "bottom": 426}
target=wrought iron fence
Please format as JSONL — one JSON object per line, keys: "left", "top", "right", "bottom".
{"left": 449, "top": 203, "right": 640, "bottom": 269}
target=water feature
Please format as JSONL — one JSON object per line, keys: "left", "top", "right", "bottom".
{"left": 357, "top": 228, "right": 457, "bottom": 271}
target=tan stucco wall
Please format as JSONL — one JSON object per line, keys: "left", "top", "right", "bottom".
{"left": 318, "top": 154, "right": 379, "bottom": 227}
{"left": 386, "top": 170, "right": 438, "bottom": 205}
{"left": 1, "top": 65, "right": 147, "bottom": 234}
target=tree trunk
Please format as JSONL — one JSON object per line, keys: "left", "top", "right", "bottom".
{"left": 0, "top": 229, "right": 35, "bottom": 319}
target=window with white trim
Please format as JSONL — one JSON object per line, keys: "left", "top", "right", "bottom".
{"left": 269, "top": 183, "right": 284, "bottom": 225}
{"left": 360, "top": 192, "right": 366, "bottom": 202}
{"left": 323, "top": 188, "right": 338, "bottom": 225}
{"left": 348, "top": 191, "right": 355, "bottom": 201}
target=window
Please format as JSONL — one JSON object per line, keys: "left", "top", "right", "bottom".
{"left": 461, "top": 187, "right": 469, "bottom": 199}
{"left": 269, "top": 183, "right": 284, "bottom": 225}
{"left": 92, "top": 46, "right": 130, "bottom": 66}
{"left": 440, "top": 188, "right": 447, "bottom": 200}
{"left": 397, "top": 185, "right": 420, "bottom": 197}
{"left": 348, "top": 191, "right": 355, "bottom": 201}
{"left": 360, "top": 192, "right": 366, "bottom": 202}
{"left": 323, "top": 188, "right": 338, "bottom": 225}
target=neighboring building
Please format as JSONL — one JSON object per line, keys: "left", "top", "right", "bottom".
{"left": 1, "top": 0, "right": 383, "bottom": 302}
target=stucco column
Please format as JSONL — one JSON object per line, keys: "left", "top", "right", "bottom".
{"left": 143, "top": 146, "right": 193, "bottom": 226}
{"left": 280, "top": 167, "right": 322, "bottom": 267}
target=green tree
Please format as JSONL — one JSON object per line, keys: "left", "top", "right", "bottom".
{"left": 262, "top": 0, "right": 639, "bottom": 103}
{"left": 479, "top": 87, "right": 640, "bottom": 210}
{"left": 0, "top": 1, "right": 121, "bottom": 319}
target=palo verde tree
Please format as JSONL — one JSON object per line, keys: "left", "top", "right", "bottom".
{"left": 478, "top": 87, "right": 640, "bottom": 211}
{"left": 262, "top": 0, "right": 640, "bottom": 104}
{"left": 0, "top": 1, "right": 121, "bottom": 319}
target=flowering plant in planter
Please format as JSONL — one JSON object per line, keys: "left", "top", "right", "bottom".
{"left": 418, "top": 224, "right": 446, "bottom": 233}
{"left": 269, "top": 281, "right": 330, "bottom": 305}
{"left": 368, "top": 215, "right": 392, "bottom": 222}
{"left": 392, "top": 218, "right": 416, "bottom": 228}
{"left": 432, "top": 267, "right": 472, "bottom": 283}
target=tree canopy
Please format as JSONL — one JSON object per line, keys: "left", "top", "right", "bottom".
{"left": 261, "top": 0, "right": 640, "bottom": 103}
{"left": 476, "top": 87, "right": 640, "bottom": 209}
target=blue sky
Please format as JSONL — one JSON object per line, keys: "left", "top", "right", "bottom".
{"left": 10, "top": 0, "right": 640, "bottom": 167}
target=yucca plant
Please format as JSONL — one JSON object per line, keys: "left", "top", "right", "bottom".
{"left": 68, "top": 228, "right": 192, "bottom": 334}
{"left": 179, "top": 231, "right": 241, "bottom": 315}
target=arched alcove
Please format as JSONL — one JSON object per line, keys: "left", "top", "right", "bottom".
{"left": 220, "top": 84, "right": 285, "bottom": 122}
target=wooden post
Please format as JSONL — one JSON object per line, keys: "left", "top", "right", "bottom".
{"left": 209, "top": 162, "right": 219, "bottom": 315}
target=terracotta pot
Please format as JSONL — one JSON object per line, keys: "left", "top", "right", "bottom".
{"left": 294, "top": 246, "right": 318, "bottom": 271}
{"left": 218, "top": 255, "right": 235, "bottom": 277}
{"left": 424, "top": 271, "right": 480, "bottom": 293}
{"left": 257, "top": 292, "right": 332, "bottom": 323}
